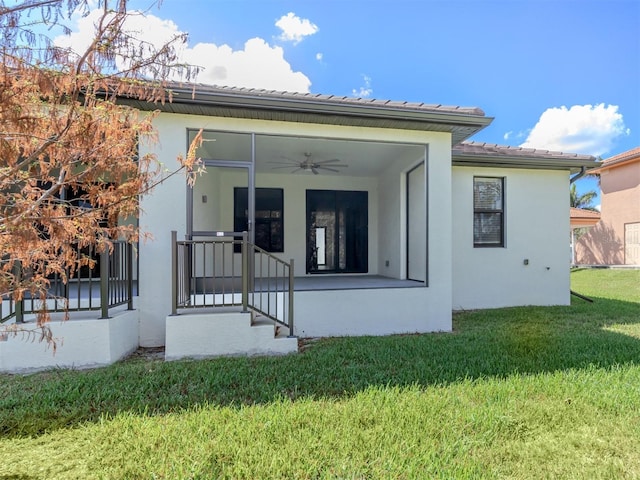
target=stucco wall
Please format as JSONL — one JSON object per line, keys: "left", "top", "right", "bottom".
{"left": 295, "top": 286, "right": 451, "bottom": 337}
{"left": 138, "top": 112, "right": 453, "bottom": 345}
{"left": 0, "top": 309, "right": 138, "bottom": 373}
{"left": 452, "top": 167, "right": 570, "bottom": 309}
{"left": 575, "top": 161, "right": 640, "bottom": 265}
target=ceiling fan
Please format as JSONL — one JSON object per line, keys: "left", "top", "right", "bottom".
{"left": 269, "top": 152, "right": 348, "bottom": 175}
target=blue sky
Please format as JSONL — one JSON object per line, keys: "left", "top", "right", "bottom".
{"left": 67, "top": 0, "right": 640, "bottom": 205}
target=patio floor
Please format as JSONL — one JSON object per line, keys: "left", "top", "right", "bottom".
{"left": 293, "top": 275, "right": 424, "bottom": 291}
{"left": 208, "top": 274, "right": 425, "bottom": 294}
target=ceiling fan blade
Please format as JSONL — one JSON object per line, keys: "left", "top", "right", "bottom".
{"left": 271, "top": 165, "right": 298, "bottom": 170}
{"left": 314, "top": 158, "right": 342, "bottom": 164}
{"left": 291, "top": 168, "right": 304, "bottom": 174}
{"left": 318, "top": 166, "right": 343, "bottom": 173}
{"left": 320, "top": 163, "right": 348, "bottom": 169}
{"left": 268, "top": 161, "right": 298, "bottom": 165}
{"left": 311, "top": 167, "right": 319, "bottom": 175}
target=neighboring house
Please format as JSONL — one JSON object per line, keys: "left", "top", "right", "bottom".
{"left": 575, "top": 147, "right": 640, "bottom": 265}
{"left": 0, "top": 85, "right": 598, "bottom": 372}
{"left": 570, "top": 207, "right": 601, "bottom": 265}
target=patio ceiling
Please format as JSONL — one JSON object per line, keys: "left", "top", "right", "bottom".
{"left": 254, "top": 135, "right": 425, "bottom": 177}
{"left": 196, "top": 130, "right": 426, "bottom": 177}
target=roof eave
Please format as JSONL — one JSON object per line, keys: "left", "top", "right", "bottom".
{"left": 123, "top": 86, "right": 493, "bottom": 144}
{"left": 588, "top": 156, "right": 640, "bottom": 173}
{"left": 171, "top": 87, "right": 493, "bottom": 126}
{"left": 452, "top": 153, "right": 599, "bottom": 173}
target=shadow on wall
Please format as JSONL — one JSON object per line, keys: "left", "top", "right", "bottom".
{"left": 576, "top": 221, "right": 623, "bottom": 265}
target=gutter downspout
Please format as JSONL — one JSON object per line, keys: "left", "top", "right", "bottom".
{"left": 570, "top": 166, "right": 587, "bottom": 184}
{"left": 571, "top": 289, "right": 594, "bottom": 303}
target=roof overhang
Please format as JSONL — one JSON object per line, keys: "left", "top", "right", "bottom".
{"left": 452, "top": 142, "right": 598, "bottom": 174}
{"left": 570, "top": 208, "right": 601, "bottom": 228}
{"left": 118, "top": 84, "right": 494, "bottom": 145}
{"left": 588, "top": 156, "right": 640, "bottom": 174}
{"left": 571, "top": 218, "right": 600, "bottom": 228}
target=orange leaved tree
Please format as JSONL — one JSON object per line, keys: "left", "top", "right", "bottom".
{"left": 0, "top": 0, "right": 201, "bottom": 344}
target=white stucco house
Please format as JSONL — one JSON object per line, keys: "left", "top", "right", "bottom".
{"left": 0, "top": 85, "right": 598, "bottom": 372}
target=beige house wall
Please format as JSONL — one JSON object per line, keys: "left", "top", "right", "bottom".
{"left": 575, "top": 159, "right": 640, "bottom": 265}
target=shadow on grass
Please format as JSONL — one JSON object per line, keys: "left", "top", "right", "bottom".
{"left": 1, "top": 296, "right": 639, "bottom": 438}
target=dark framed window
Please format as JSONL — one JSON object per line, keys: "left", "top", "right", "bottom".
{"left": 234, "top": 187, "right": 284, "bottom": 252}
{"left": 473, "top": 177, "right": 504, "bottom": 247}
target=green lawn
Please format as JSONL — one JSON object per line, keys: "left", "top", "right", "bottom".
{"left": 1, "top": 269, "right": 639, "bottom": 479}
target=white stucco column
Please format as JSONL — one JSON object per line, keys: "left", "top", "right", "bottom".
{"left": 138, "top": 115, "right": 188, "bottom": 346}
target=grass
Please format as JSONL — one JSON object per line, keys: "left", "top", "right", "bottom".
{"left": 1, "top": 268, "right": 639, "bottom": 479}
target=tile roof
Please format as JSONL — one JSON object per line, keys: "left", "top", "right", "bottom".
{"left": 451, "top": 141, "right": 598, "bottom": 173}
{"left": 570, "top": 207, "right": 601, "bottom": 219}
{"left": 453, "top": 141, "right": 596, "bottom": 161}
{"left": 594, "top": 146, "right": 640, "bottom": 170}
{"left": 168, "top": 83, "right": 487, "bottom": 117}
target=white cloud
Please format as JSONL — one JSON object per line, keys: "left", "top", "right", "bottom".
{"left": 504, "top": 130, "right": 528, "bottom": 142}
{"left": 275, "top": 12, "right": 318, "bottom": 44}
{"left": 55, "top": 9, "right": 183, "bottom": 61}
{"left": 316, "top": 52, "right": 323, "bottom": 61}
{"left": 351, "top": 75, "right": 373, "bottom": 98}
{"left": 520, "top": 104, "right": 630, "bottom": 156}
{"left": 54, "top": 8, "right": 312, "bottom": 93}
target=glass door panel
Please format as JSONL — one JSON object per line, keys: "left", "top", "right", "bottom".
{"left": 306, "top": 190, "right": 367, "bottom": 274}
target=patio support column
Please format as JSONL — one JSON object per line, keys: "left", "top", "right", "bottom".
{"left": 99, "top": 247, "right": 109, "bottom": 319}
{"left": 288, "top": 258, "right": 294, "bottom": 336}
{"left": 249, "top": 133, "right": 256, "bottom": 246}
{"left": 241, "top": 231, "right": 248, "bottom": 312}
{"left": 14, "top": 260, "right": 24, "bottom": 324}
{"left": 127, "top": 242, "right": 134, "bottom": 310}
{"left": 171, "top": 230, "right": 177, "bottom": 316}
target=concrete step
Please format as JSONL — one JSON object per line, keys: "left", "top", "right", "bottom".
{"left": 166, "top": 311, "right": 297, "bottom": 360}
{"left": 252, "top": 314, "right": 292, "bottom": 338}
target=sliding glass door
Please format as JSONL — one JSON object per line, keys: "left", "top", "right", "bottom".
{"left": 306, "top": 190, "right": 368, "bottom": 274}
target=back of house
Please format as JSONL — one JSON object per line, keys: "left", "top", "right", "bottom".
{"left": 1, "top": 84, "right": 598, "bottom": 372}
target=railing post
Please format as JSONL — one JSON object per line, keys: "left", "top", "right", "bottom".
{"left": 241, "top": 231, "right": 248, "bottom": 312}
{"left": 288, "top": 258, "right": 294, "bottom": 336}
{"left": 99, "top": 246, "right": 109, "bottom": 319}
{"left": 171, "top": 230, "right": 178, "bottom": 316}
{"left": 14, "top": 260, "right": 24, "bottom": 324}
{"left": 126, "top": 242, "right": 134, "bottom": 310}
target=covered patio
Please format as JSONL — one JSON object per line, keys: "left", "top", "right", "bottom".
{"left": 136, "top": 85, "right": 490, "bottom": 348}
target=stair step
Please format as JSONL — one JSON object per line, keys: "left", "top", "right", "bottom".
{"left": 252, "top": 315, "right": 291, "bottom": 338}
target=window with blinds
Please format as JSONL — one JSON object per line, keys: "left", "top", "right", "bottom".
{"left": 473, "top": 177, "right": 504, "bottom": 247}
